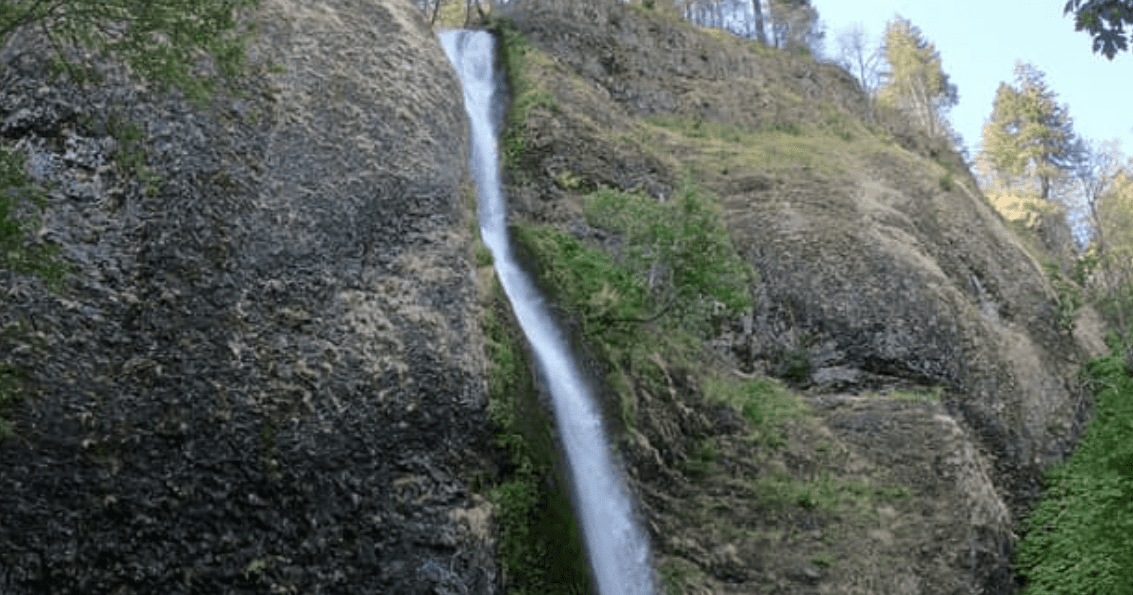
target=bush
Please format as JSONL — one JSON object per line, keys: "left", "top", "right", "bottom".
{"left": 581, "top": 183, "right": 754, "bottom": 334}
{"left": 1015, "top": 346, "right": 1133, "bottom": 593}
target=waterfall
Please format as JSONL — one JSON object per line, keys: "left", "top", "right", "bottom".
{"left": 439, "top": 30, "right": 657, "bottom": 595}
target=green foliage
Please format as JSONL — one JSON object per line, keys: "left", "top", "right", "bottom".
{"left": 980, "top": 61, "right": 1082, "bottom": 201}
{"left": 1044, "top": 262, "right": 1083, "bottom": 333}
{"left": 876, "top": 14, "right": 957, "bottom": 139}
{"left": 473, "top": 241, "right": 493, "bottom": 267}
{"left": 513, "top": 224, "right": 648, "bottom": 347}
{"left": 1063, "top": 0, "right": 1133, "bottom": 59}
{"left": 938, "top": 172, "right": 953, "bottom": 191}
{"left": 888, "top": 386, "right": 943, "bottom": 403}
{"left": 1016, "top": 346, "right": 1133, "bottom": 593}
{"left": 582, "top": 184, "right": 754, "bottom": 333}
{"left": 514, "top": 183, "right": 753, "bottom": 442}
{"left": 0, "top": 0, "right": 261, "bottom": 106}
{"left": 680, "top": 438, "right": 720, "bottom": 479}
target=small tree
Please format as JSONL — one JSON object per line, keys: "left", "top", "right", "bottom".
{"left": 833, "top": 22, "right": 882, "bottom": 117}
{"left": 0, "top": 0, "right": 261, "bottom": 104}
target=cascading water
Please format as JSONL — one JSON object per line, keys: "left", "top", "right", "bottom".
{"left": 439, "top": 30, "right": 656, "bottom": 595}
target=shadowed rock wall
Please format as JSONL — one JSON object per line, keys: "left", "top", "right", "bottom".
{"left": 0, "top": 0, "right": 496, "bottom": 593}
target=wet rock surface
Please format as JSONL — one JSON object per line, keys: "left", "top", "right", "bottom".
{"left": 0, "top": 0, "right": 496, "bottom": 593}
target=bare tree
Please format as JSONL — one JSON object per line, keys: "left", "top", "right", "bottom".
{"left": 834, "top": 23, "right": 882, "bottom": 94}
{"left": 1073, "top": 138, "right": 1131, "bottom": 337}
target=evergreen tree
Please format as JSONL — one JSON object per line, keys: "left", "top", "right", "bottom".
{"left": 0, "top": 0, "right": 261, "bottom": 104}
{"left": 876, "top": 14, "right": 958, "bottom": 140}
{"left": 981, "top": 61, "right": 1084, "bottom": 201}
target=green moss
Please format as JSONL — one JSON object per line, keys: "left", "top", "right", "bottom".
{"left": 0, "top": 148, "right": 68, "bottom": 286}
{"left": 887, "top": 386, "right": 943, "bottom": 403}
{"left": 481, "top": 282, "right": 591, "bottom": 595}
{"left": 473, "top": 242, "right": 493, "bottom": 267}
{"left": 938, "top": 172, "right": 954, "bottom": 191}
{"left": 680, "top": 438, "right": 720, "bottom": 480}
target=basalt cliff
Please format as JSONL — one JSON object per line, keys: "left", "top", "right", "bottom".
{"left": 0, "top": 0, "right": 1106, "bottom": 593}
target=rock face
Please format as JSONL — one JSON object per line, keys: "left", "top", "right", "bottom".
{"left": 495, "top": 2, "right": 1104, "bottom": 592}
{"left": 0, "top": 0, "right": 496, "bottom": 593}
{"left": 502, "top": 0, "right": 1100, "bottom": 508}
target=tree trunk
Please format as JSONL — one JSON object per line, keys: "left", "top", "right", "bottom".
{"left": 752, "top": 0, "right": 766, "bottom": 44}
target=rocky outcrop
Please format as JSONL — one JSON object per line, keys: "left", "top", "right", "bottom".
{"left": 494, "top": 3, "right": 1103, "bottom": 592}
{"left": 501, "top": 0, "right": 1101, "bottom": 512}
{"left": 0, "top": 0, "right": 495, "bottom": 593}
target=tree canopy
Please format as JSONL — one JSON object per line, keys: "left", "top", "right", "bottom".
{"left": 0, "top": 0, "right": 261, "bottom": 103}
{"left": 980, "top": 61, "right": 1084, "bottom": 201}
{"left": 1064, "top": 0, "right": 1133, "bottom": 59}
{"left": 875, "top": 14, "right": 958, "bottom": 140}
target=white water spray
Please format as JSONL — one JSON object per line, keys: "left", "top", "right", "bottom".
{"left": 440, "top": 30, "right": 656, "bottom": 595}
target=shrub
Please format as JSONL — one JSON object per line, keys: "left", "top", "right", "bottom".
{"left": 1016, "top": 346, "right": 1133, "bottom": 593}
{"left": 582, "top": 183, "right": 754, "bottom": 334}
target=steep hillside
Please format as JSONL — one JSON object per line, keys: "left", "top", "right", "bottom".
{"left": 0, "top": 0, "right": 496, "bottom": 592}
{"left": 489, "top": 2, "right": 1106, "bottom": 593}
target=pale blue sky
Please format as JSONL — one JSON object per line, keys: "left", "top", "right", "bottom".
{"left": 814, "top": 1, "right": 1132, "bottom": 163}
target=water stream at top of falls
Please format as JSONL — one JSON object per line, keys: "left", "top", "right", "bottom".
{"left": 439, "top": 30, "right": 656, "bottom": 595}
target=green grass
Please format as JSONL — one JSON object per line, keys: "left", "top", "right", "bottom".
{"left": 703, "top": 374, "right": 805, "bottom": 448}
{"left": 752, "top": 470, "right": 911, "bottom": 516}
{"left": 1015, "top": 344, "right": 1133, "bottom": 593}
{"left": 889, "top": 386, "right": 944, "bottom": 403}
{"left": 629, "top": 112, "right": 883, "bottom": 179}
